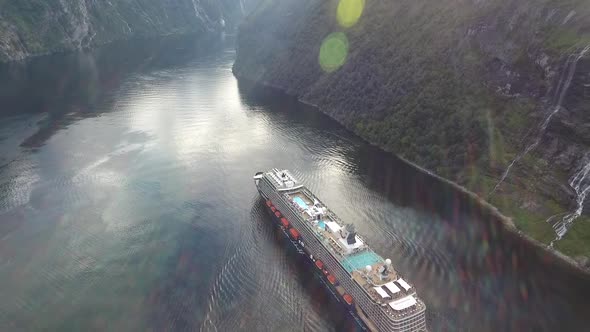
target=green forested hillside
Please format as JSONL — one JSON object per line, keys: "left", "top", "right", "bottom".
{"left": 234, "top": 0, "right": 590, "bottom": 264}
{"left": 0, "top": 0, "right": 255, "bottom": 61}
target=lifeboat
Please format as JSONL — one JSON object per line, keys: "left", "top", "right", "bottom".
{"left": 271, "top": 206, "right": 277, "bottom": 212}
{"left": 274, "top": 211, "right": 281, "bottom": 218}
{"left": 315, "top": 260, "right": 324, "bottom": 270}
{"left": 343, "top": 294, "right": 354, "bottom": 306}
{"left": 327, "top": 274, "right": 337, "bottom": 285}
{"left": 289, "top": 228, "right": 300, "bottom": 240}
{"left": 280, "top": 218, "right": 290, "bottom": 228}
{"left": 266, "top": 200, "right": 272, "bottom": 207}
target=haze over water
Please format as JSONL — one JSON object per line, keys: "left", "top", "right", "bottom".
{"left": 0, "top": 35, "right": 588, "bottom": 331}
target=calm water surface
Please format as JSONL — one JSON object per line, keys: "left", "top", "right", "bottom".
{"left": 0, "top": 35, "right": 589, "bottom": 331}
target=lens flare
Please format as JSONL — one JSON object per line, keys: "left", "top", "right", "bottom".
{"left": 319, "top": 32, "right": 349, "bottom": 73}
{"left": 337, "top": 0, "right": 365, "bottom": 28}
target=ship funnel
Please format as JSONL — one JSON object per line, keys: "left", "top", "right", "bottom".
{"left": 345, "top": 224, "right": 357, "bottom": 245}
{"left": 382, "top": 259, "right": 392, "bottom": 276}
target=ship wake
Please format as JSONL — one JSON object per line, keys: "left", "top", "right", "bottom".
{"left": 199, "top": 201, "right": 330, "bottom": 332}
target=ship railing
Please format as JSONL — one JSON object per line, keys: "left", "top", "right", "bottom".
{"left": 277, "top": 193, "right": 358, "bottom": 278}
{"left": 390, "top": 290, "right": 411, "bottom": 301}
{"left": 305, "top": 216, "right": 318, "bottom": 223}
{"left": 383, "top": 297, "right": 424, "bottom": 318}
{"left": 275, "top": 185, "right": 423, "bottom": 330}
{"left": 325, "top": 210, "right": 345, "bottom": 225}
{"left": 386, "top": 302, "right": 423, "bottom": 320}
{"left": 282, "top": 193, "right": 311, "bottom": 218}
{"left": 350, "top": 246, "right": 370, "bottom": 255}
{"left": 299, "top": 188, "right": 349, "bottom": 228}
{"left": 327, "top": 237, "right": 345, "bottom": 256}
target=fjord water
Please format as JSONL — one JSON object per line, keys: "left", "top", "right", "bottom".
{"left": 0, "top": 35, "right": 588, "bottom": 331}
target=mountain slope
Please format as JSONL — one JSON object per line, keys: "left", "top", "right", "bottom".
{"left": 0, "top": 0, "right": 258, "bottom": 62}
{"left": 234, "top": 0, "right": 590, "bottom": 265}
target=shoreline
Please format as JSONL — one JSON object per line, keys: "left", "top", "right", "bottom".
{"left": 235, "top": 73, "right": 590, "bottom": 276}
{"left": 0, "top": 29, "right": 228, "bottom": 65}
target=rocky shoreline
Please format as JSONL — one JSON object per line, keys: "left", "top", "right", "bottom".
{"left": 235, "top": 73, "right": 590, "bottom": 275}
{"left": 233, "top": 0, "right": 590, "bottom": 269}
{"left": 0, "top": 0, "right": 259, "bottom": 63}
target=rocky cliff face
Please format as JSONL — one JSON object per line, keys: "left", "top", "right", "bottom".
{"left": 0, "top": 0, "right": 258, "bottom": 62}
{"left": 234, "top": 0, "right": 590, "bottom": 262}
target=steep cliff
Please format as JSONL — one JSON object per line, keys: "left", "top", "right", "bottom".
{"left": 234, "top": 0, "right": 590, "bottom": 263}
{"left": 0, "top": 0, "right": 258, "bottom": 62}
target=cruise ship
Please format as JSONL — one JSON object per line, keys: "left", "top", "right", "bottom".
{"left": 254, "top": 169, "right": 427, "bottom": 332}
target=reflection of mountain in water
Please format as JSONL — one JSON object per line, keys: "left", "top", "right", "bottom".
{"left": 0, "top": 36, "right": 589, "bottom": 332}
{"left": 233, "top": 0, "right": 590, "bottom": 267}
{"left": 0, "top": 34, "right": 226, "bottom": 148}
{"left": 237, "top": 82, "right": 590, "bottom": 331}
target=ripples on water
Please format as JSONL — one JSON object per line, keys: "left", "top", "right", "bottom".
{"left": 0, "top": 35, "right": 589, "bottom": 331}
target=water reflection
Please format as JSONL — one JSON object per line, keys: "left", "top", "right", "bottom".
{"left": 237, "top": 82, "right": 590, "bottom": 331}
{"left": 0, "top": 34, "right": 226, "bottom": 148}
{"left": 0, "top": 35, "right": 588, "bottom": 332}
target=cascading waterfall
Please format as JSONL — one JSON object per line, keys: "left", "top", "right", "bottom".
{"left": 191, "top": 0, "right": 212, "bottom": 27}
{"left": 550, "top": 157, "right": 590, "bottom": 244}
{"left": 240, "top": 0, "right": 246, "bottom": 15}
{"left": 489, "top": 107, "right": 559, "bottom": 195}
{"left": 490, "top": 45, "right": 590, "bottom": 195}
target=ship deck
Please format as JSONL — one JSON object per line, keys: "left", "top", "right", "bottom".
{"left": 285, "top": 190, "right": 417, "bottom": 304}
{"left": 263, "top": 168, "right": 425, "bottom": 329}
{"left": 287, "top": 191, "right": 366, "bottom": 258}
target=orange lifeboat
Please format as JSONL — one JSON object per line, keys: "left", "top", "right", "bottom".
{"left": 280, "top": 218, "right": 290, "bottom": 228}
{"left": 266, "top": 200, "right": 272, "bottom": 207}
{"left": 343, "top": 294, "right": 354, "bottom": 305}
{"left": 315, "top": 260, "right": 324, "bottom": 270}
{"left": 327, "top": 274, "right": 337, "bottom": 285}
{"left": 271, "top": 206, "right": 277, "bottom": 212}
{"left": 289, "top": 228, "right": 300, "bottom": 240}
{"left": 274, "top": 211, "right": 281, "bottom": 218}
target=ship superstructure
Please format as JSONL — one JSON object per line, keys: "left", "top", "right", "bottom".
{"left": 254, "top": 169, "right": 427, "bottom": 332}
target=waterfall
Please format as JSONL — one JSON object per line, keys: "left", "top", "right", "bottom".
{"left": 191, "top": 0, "right": 204, "bottom": 20}
{"left": 550, "top": 157, "right": 590, "bottom": 244}
{"left": 489, "top": 107, "right": 560, "bottom": 195}
{"left": 190, "top": 0, "right": 218, "bottom": 31}
{"left": 490, "top": 45, "right": 590, "bottom": 195}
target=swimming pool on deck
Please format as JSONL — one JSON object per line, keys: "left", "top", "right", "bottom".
{"left": 290, "top": 194, "right": 382, "bottom": 273}
{"left": 342, "top": 251, "right": 384, "bottom": 273}
{"left": 293, "top": 196, "right": 309, "bottom": 209}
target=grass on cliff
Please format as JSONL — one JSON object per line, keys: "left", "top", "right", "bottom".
{"left": 0, "top": 0, "right": 52, "bottom": 52}
{"left": 555, "top": 217, "right": 590, "bottom": 257}
{"left": 545, "top": 28, "right": 590, "bottom": 52}
{"left": 470, "top": 170, "right": 590, "bottom": 259}
{"left": 542, "top": 0, "right": 590, "bottom": 52}
{"left": 237, "top": 0, "right": 590, "bottom": 260}
{"left": 483, "top": 167, "right": 590, "bottom": 258}
{"left": 493, "top": 194, "right": 558, "bottom": 245}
